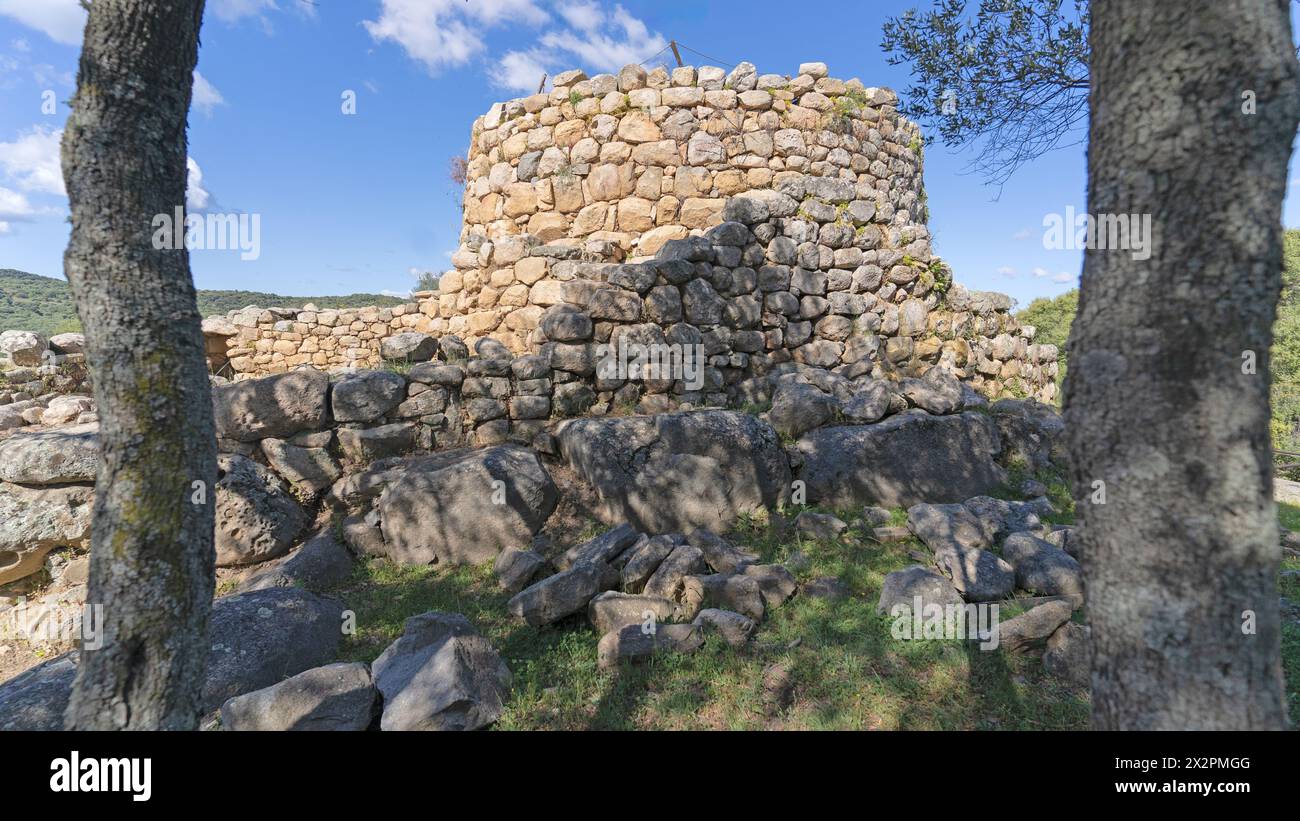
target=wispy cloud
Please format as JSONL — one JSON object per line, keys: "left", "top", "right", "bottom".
{"left": 363, "top": 0, "right": 549, "bottom": 73}
{"left": 0, "top": 126, "right": 64, "bottom": 196}
{"left": 1012, "top": 227, "right": 1033, "bottom": 241}
{"left": 996, "top": 266, "right": 1016, "bottom": 277}
{"left": 0, "top": 0, "right": 85, "bottom": 46}
{"left": 491, "top": 3, "right": 666, "bottom": 92}
{"left": 193, "top": 71, "right": 227, "bottom": 116}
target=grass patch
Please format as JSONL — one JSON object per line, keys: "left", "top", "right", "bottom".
{"left": 334, "top": 510, "right": 1090, "bottom": 730}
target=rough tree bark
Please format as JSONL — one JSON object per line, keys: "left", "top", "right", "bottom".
{"left": 61, "top": 0, "right": 214, "bottom": 730}
{"left": 1065, "top": 0, "right": 1299, "bottom": 729}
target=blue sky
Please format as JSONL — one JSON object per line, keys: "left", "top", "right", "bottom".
{"left": 0, "top": 0, "right": 1297, "bottom": 308}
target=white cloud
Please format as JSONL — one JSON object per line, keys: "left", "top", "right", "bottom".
{"left": 0, "top": 185, "right": 37, "bottom": 220}
{"left": 996, "top": 266, "right": 1016, "bottom": 277}
{"left": 192, "top": 71, "right": 226, "bottom": 116}
{"left": 12, "top": 37, "right": 29, "bottom": 52}
{"left": 1031, "top": 266, "right": 1049, "bottom": 278}
{"left": 488, "top": 3, "right": 666, "bottom": 92}
{"left": 0, "top": 221, "right": 10, "bottom": 235}
{"left": 556, "top": 0, "right": 602, "bottom": 31}
{"left": 1012, "top": 227, "right": 1033, "bottom": 241}
{"left": 0, "top": 0, "right": 85, "bottom": 46}
{"left": 186, "top": 157, "right": 212, "bottom": 212}
{"left": 364, "top": 0, "right": 549, "bottom": 73}
{"left": 493, "top": 49, "right": 551, "bottom": 93}
{"left": 1052, "top": 272, "right": 1074, "bottom": 283}
{"left": 0, "top": 126, "right": 64, "bottom": 196}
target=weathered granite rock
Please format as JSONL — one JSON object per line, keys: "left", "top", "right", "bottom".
{"left": 0, "top": 330, "right": 46, "bottom": 366}
{"left": 1001, "top": 532, "right": 1085, "bottom": 605}
{"left": 689, "top": 529, "right": 758, "bottom": 574}
{"left": 379, "top": 446, "right": 557, "bottom": 565}
{"left": 337, "top": 422, "right": 417, "bottom": 464}
{"left": 0, "top": 426, "right": 98, "bottom": 485}
{"left": 692, "top": 608, "right": 756, "bottom": 647}
{"left": 597, "top": 622, "right": 704, "bottom": 668}
{"left": 260, "top": 436, "right": 342, "bottom": 499}
{"left": 555, "top": 523, "right": 640, "bottom": 571}
{"left": 0, "top": 482, "right": 93, "bottom": 585}
{"left": 236, "top": 530, "right": 355, "bottom": 593}
{"left": 935, "top": 547, "right": 1016, "bottom": 602}
{"left": 202, "top": 588, "right": 345, "bottom": 713}
{"left": 796, "top": 410, "right": 1006, "bottom": 508}
{"left": 214, "top": 454, "right": 308, "bottom": 567}
{"left": 795, "top": 511, "right": 848, "bottom": 541}
{"left": 220, "top": 662, "right": 377, "bottom": 731}
{"left": 0, "top": 652, "right": 76, "bottom": 730}
{"left": 1042, "top": 621, "right": 1090, "bottom": 686}
{"left": 738, "top": 563, "right": 797, "bottom": 609}
{"left": 493, "top": 547, "right": 547, "bottom": 594}
{"left": 507, "top": 559, "right": 619, "bottom": 626}
{"left": 380, "top": 332, "right": 438, "bottom": 362}
{"left": 768, "top": 381, "right": 835, "bottom": 438}
{"left": 331, "top": 370, "right": 407, "bottom": 422}
{"left": 994, "top": 600, "right": 1073, "bottom": 654}
{"left": 681, "top": 572, "right": 765, "bottom": 621}
{"left": 876, "top": 565, "right": 965, "bottom": 615}
{"left": 557, "top": 410, "right": 790, "bottom": 533}
{"left": 620, "top": 534, "right": 679, "bottom": 592}
{"left": 588, "top": 590, "right": 680, "bottom": 635}
{"left": 643, "top": 544, "right": 706, "bottom": 600}
{"left": 371, "top": 612, "right": 511, "bottom": 731}
{"left": 213, "top": 368, "right": 330, "bottom": 442}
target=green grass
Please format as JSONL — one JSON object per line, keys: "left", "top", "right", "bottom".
{"left": 321, "top": 488, "right": 1300, "bottom": 729}
{"left": 333, "top": 508, "right": 1090, "bottom": 730}
{"left": 0, "top": 268, "right": 406, "bottom": 337}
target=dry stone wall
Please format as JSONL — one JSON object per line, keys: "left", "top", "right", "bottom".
{"left": 210, "top": 59, "right": 1057, "bottom": 403}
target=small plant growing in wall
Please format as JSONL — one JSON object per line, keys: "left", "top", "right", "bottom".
{"left": 568, "top": 89, "right": 585, "bottom": 106}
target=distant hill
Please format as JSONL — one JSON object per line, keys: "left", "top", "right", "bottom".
{"left": 0, "top": 269, "right": 407, "bottom": 337}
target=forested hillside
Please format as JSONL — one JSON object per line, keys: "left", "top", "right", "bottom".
{"left": 1016, "top": 229, "right": 1300, "bottom": 449}
{"left": 0, "top": 269, "right": 406, "bottom": 336}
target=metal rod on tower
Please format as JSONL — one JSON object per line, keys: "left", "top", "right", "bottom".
{"left": 536, "top": 73, "right": 547, "bottom": 95}
{"left": 670, "top": 40, "right": 683, "bottom": 67}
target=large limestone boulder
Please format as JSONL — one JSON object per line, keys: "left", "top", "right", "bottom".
{"left": 48, "top": 332, "right": 86, "bottom": 355}
{"left": 0, "top": 425, "right": 99, "bottom": 485}
{"left": 202, "top": 587, "right": 345, "bottom": 714}
{"left": 876, "top": 565, "right": 965, "bottom": 615}
{"left": 371, "top": 612, "right": 511, "bottom": 731}
{"left": 214, "top": 454, "right": 308, "bottom": 567}
{"left": 557, "top": 410, "right": 790, "bottom": 533}
{"left": 213, "top": 368, "right": 330, "bottom": 442}
{"left": 378, "top": 446, "right": 557, "bottom": 565}
{"left": 0, "top": 330, "right": 47, "bottom": 366}
{"left": 0, "top": 482, "right": 93, "bottom": 585}
{"left": 796, "top": 410, "right": 1006, "bottom": 508}
{"left": 220, "top": 662, "right": 377, "bottom": 731}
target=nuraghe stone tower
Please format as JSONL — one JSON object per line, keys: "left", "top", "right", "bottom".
{"left": 212, "top": 59, "right": 1057, "bottom": 405}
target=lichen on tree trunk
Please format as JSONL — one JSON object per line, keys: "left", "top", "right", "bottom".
{"left": 1066, "top": 0, "right": 1300, "bottom": 729}
{"left": 61, "top": 0, "right": 215, "bottom": 730}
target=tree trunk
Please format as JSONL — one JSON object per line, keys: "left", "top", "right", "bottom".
{"left": 61, "top": 0, "right": 213, "bottom": 730}
{"left": 1065, "top": 0, "right": 1299, "bottom": 729}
